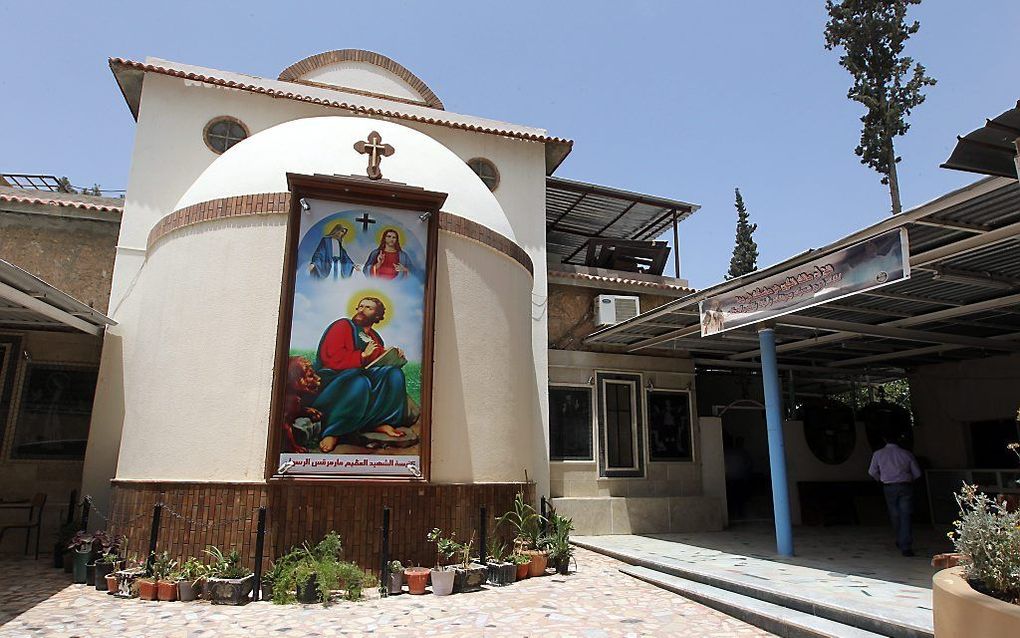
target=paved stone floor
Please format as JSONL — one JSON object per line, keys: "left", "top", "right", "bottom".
{"left": 0, "top": 548, "right": 774, "bottom": 637}
{"left": 576, "top": 525, "right": 940, "bottom": 636}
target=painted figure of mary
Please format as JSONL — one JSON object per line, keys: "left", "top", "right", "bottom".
{"left": 364, "top": 228, "right": 411, "bottom": 279}
{"left": 309, "top": 222, "right": 357, "bottom": 280}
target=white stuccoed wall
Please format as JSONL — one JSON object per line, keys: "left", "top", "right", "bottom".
{"left": 82, "top": 68, "right": 553, "bottom": 513}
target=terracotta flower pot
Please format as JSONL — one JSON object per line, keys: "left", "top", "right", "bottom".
{"left": 157, "top": 580, "right": 178, "bottom": 602}
{"left": 525, "top": 550, "right": 548, "bottom": 577}
{"left": 934, "top": 567, "right": 1020, "bottom": 638}
{"left": 515, "top": 560, "right": 531, "bottom": 581}
{"left": 138, "top": 579, "right": 158, "bottom": 601}
{"left": 105, "top": 574, "right": 119, "bottom": 594}
{"left": 404, "top": 567, "right": 430, "bottom": 595}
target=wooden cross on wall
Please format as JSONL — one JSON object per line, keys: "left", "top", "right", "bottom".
{"left": 353, "top": 131, "right": 395, "bottom": 180}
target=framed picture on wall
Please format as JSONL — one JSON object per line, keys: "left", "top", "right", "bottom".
{"left": 646, "top": 389, "right": 693, "bottom": 462}
{"left": 11, "top": 363, "right": 98, "bottom": 460}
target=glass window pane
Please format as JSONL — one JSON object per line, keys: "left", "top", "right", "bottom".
{"left": 549, "top": 387, "right": 593, "bottom": 460}
{"left": 606, "top": 382, "right": 634, "bottom": 469}
{"left": 647, "top": 391, "right": 693, "bottom": 461}
{"left": 11, "top": 365, "right": 97, "bottom": 459}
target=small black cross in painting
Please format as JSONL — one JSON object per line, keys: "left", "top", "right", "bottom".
{"left": 356, "top": 212, "right": 376, "bottom": 232}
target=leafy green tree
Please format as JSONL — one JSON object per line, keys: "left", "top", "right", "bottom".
{"left": 726, "top": 188, "right": 758, "bottom": 279}
{"left": 824, "top": 0, "right": 937, "bottom": 215}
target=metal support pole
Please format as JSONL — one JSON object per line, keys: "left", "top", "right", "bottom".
{"left": 758, "top": 327, "right": 794, "bottom": 557}
{"left": 252, "top": 506, "right": 267, "bottom": 602}
{"left": 380, "top": 507, "right": 391, "bottom": 594}
{"left": 671, "top": 208, "right": 681, "bottom": 278}
{"left": 146, "top": 503, "right": 162, "bottom": 575}
{"left": 80, "top": 500, "right": 91, "bottom": 530}
{"left": 479, "top": 507, "right": 487, "bottom": 565}
{"left": 540, "top": 496, "right": 547, "bottom": 536}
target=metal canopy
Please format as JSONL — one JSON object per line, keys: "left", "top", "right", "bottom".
{"left": 546, "top": 176, "right": 699, "bottom": 265}
{"left": 0, "top": 259, "right": 115, "bottom": 335}
{"left": 942, "top": 100, "right": 1020, "bottom": 179}
{"left": 585, "top": 176, "right": 1020, "bottom": 375}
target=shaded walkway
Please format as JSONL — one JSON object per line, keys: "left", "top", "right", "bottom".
{"left": 575, "top": 525, "right": 944, "bottom": 637}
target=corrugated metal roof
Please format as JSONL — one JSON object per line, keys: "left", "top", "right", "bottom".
{"left": 0, "top": 259, "right": 115, "bottom": 335}
{"left": 546, "top": 176, "right": 700, "bottom": 265}
{"left": 942, "top": 100, "right": 1020, "bottom": 179}
{"left": 585, "top": 177, "right": 1020, "bottom": 375}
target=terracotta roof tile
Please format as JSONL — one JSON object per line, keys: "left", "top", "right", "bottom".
{"left": 0, "top": 187, "right": 123, "bottom": 214}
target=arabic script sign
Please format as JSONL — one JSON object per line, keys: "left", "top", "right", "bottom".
{"left": 699, "top": 229, "right": 909, "bottom": 336}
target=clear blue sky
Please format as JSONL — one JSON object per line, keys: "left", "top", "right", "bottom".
{"left": 3, "top": 1, "right": 1017, "bottom": 288}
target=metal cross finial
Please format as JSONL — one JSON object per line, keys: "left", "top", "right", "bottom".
{"left": 354, "top": 131, "right": 395, "bottom": 180}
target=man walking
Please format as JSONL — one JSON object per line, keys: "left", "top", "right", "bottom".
{"left": 868, "top": 434, "right": 922, "bottom": 556}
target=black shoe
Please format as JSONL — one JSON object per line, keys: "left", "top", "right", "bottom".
{"left": 901, "top": 549, "right": 915, "bottom": 557}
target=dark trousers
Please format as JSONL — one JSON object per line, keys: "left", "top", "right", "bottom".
{"left": 882, "top": 482, "right": 914, "bottom": 551}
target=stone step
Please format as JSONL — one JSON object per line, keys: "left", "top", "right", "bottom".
{"left": 622, "top": 565, "right": 887, "bottom": 638}
{"left": 574, "top": 539, "right": 933, "bottom": 638}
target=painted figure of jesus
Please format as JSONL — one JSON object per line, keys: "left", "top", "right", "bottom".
{"left": 364, "top": 228, "right": 410, "bottom": 279}
{"left": 311, "top": 297, "right": 414, "bottom": 452}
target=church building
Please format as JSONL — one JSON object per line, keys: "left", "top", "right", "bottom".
{"left": 78, "top": 49, "right": 716, "bottom": 566}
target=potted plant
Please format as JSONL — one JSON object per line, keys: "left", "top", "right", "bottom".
{"left": 403, "top": 565, "right": 430, "bottom": 595}
{"left": 67, "top": 531, "right": 95, "bottom": 584}
{"left": 546, "top": 512, "right": 575, "bottom": 575}
{"left": 94, "top": 551, "right": 123, "bottom": 591}
{"left": 511, "top": 552, "right": 531, "bottom": 581}
{"left": 204, "top": 546, "right": 254, "bottom": 606}
{"left": 497, "top": 492, "right": 549, "bottom": 577}
{"left": 485, "top": 538, "right": 516, "bottom": 587}
{"left": 55, "top": 520, "right": 78, "bottom": 570}
{"left": 387, "top": 560, "right": 405, "bottom": 595}
{"left": 426, "top": 528, "right": 458, "bottom": 596}
{"left": 449, "top": 532, "right": 487, "bottom": 593}
{"left": 269, "top": 532, "right": 376, "bottom": 606}
{"left": 177, "top": 557, "right": 206, "bottom": 602}
{"left": 151, "top": 551, "right": 179, "bottom": 601}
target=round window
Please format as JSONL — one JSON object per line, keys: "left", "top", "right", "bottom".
{"left": 203, "top": 117, "right": 249, "bottom": 154}
{"left": 799, "top": 399, "right": 857, "bottom": 465}
{"left": 467, "top": 157, "right": 500, "bottom": 191}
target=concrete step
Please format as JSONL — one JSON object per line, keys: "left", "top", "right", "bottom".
{"left": 574, "top": 539, "right": 933, "bottom": 638}
{"left": 622, "top": 565, "right": 887, "bottom": 638}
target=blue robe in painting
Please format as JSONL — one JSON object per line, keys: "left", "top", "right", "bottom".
{"left": 310, "top": 237, "right": 355, "bottom": 280}
{"left": 311, "top": 318, "right": 407, "bottom": 438}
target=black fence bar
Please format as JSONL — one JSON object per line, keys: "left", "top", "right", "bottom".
{"left": 80, "top": 498, "right": 90, "bottom": 532}
{"left": 252, "top": 506, "right": 267, "bottom": 602}
{"left": 145, "top": 503, "right": 162, "bottom": 575}
{"left": 540, "top": 496, "right": 547, "bottom": 535}
{"left": 380, "top": 507, "right": 391, "bottom": 593}
{"left": 479, "top": 506, "right": 487, "bottom": 565}
{"left": 66, "top": 490, "right": 77, "bottom": 526}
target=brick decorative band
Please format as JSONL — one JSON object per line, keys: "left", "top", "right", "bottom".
{"left": 108, "top": 481, "right": 534, "bottom": 570}
{"left": 147, "top": 193, "right": 292, "bottom": 249}
{"left": 147, "top": 193, "right": 533, "bottom": 275}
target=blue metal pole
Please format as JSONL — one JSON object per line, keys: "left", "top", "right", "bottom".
{"left": 758, "top": 327, "right": 794, "bottom": 556}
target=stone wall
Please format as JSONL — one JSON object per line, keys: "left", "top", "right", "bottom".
{"left": 547, "top": 283, "right": 676, "bottom": 353}
{"left": 0, "top": 208, "right": 119, "bottom": 313}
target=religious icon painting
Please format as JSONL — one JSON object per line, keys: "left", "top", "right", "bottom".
{"left": 273, "top": 179, "right": 441, "bottom": 479}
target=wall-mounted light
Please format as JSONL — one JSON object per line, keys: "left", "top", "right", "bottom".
{"left": 418, "top": 211, "right": 432, "bottom": 223}
{"left": 646, "top": 379, "right": 654, "bottom": 391}
{"left": 299, "top": 198, "right": 310, "bottom": 212}
{"left": 587, "top": 375, "right": 595, "bottom": 385}
{"left": 22, "top": 350, "right": 31, "bottom": 361}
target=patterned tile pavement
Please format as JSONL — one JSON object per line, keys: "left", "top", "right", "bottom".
{"left": 0, "top": 548, "right": 774, "bottom": 638}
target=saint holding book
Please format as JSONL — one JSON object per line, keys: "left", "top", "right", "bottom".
{"left": 311, "top": 296, "right": 418, "bottom": 452}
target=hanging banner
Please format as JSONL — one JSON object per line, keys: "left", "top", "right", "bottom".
{"left": 700, "top": 228, "right": 909, "bottom": 336}
{"left": 276, "top": 195, "right": 435, "bottom": 478}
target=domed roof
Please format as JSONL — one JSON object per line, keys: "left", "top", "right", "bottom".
{"left": 174, "top": 117, "right": 515, "bottom": 240}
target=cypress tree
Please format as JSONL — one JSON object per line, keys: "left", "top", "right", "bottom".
{"left": 726, "top": 188, "right": 758, "bottom": 279}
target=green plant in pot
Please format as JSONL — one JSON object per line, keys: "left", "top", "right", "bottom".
{"left": 497, "top": 492, "right": 549, "bottom": 577}
{"left": 94, "top": 551, "right": 123, "bottom": 591}
{"left": 546, "top": 512, "right": 575, "bottom": 575}
{"left": 269, "top": 532, "right": 376, "bottom": 607}
{"left": 510, "top": 551, "right": 531, "bottom": 581}
{"left": 451, "top": 531, "right": 486, "bottom": 593}
{"left": 55, "top": 520, "right": 78, "bottom": 570}
{"left": 426, "top": 528, "right": 458, "bottom": 596}
{"left": 177, "top": 557, "right": 207, "bottom": 602}
{"left": 386, "top": 560, "right": 404, "bottom": 595}
{"left": 67, "top": 531, "right": 95, "bottom": 584}
{"left": 204, "top": 546, "right": 255, "bottom": 606}
{"left": 484, "top": 537, "right": 517, "bottom": 587}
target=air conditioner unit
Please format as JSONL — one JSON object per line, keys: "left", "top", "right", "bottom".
{"left": 594, "top": 295, "right": 641, "bottom": 327}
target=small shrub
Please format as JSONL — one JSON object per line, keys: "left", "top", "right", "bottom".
{"left": 949, "top": 483, "right": 1020, "bottom": 604}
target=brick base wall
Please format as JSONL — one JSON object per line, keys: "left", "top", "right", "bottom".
{"left": 108, "top": 481, "right": 533, "bottom": 571}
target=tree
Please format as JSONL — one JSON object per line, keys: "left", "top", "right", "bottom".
{"left": 726, "top": 188, "right": 758, "bottom": 279}
{"left": 824, "top": 0, "right": 937, "bottom": 215}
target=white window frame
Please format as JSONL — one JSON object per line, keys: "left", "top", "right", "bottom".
{"left": 597, "top": 372, "right": 645, "bottom": 478}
